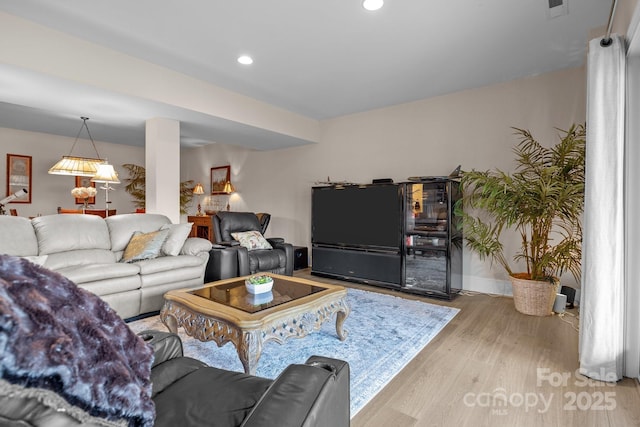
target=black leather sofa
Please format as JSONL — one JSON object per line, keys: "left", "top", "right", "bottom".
{"left": 144, "top": 330, "right": 351, "bottom": 427}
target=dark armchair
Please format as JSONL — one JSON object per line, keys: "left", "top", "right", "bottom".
{"left": 211, "top": 211, "right": 294, "bottom": 277}
{"left": 144, "top": 331, "right": 350, "bottom": 427}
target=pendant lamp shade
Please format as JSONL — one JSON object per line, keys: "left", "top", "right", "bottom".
{"left": 91, "top": 163, "right": 120, "bottom": 184}
{"left": 48, "top": 117, "right": 105, "bottom": 177}
{"left": 48, "top": 156, "right": 105, "bottom": 177}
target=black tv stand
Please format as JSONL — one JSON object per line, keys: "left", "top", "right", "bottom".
{"left": 311, "top": 180, "right": 461, "bottom": 300}
{"left": 311, "top": 245, "right": 402, "bottom": 287}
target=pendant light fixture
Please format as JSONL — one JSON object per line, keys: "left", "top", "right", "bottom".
{"left": 48, "top": 117, "right": 105, "bottom": 177}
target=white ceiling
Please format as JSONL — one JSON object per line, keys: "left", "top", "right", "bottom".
{"left": 0, "top": 0, "right": 611, "bottom": 149}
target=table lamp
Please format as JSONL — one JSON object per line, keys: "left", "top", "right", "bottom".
{"left": 91, "top": 162, "right": 120, "bottom": 217}
{"left": 223, "top": 181, "right": 235, "bottom": 211}
{"left": 193, "top": 183, "right": 205, "bottom": 216}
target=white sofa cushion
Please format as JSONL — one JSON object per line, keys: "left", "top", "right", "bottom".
{"left": 135, "top": 254, "right": 204, "bottom": 275}
{"left": 57, "top": 262, "right": 140, "bottom": 286}
{"left": 44, "top": 249, "right": 116, "bottom": 271}
{"left": 32, "top": 215, "right": 111, "bottom": 254}
{"left": 0, "top": 217, "right": 38, "bottom": 256}
{"left": 22, "top": 255, "right": 48, "bottom": 266}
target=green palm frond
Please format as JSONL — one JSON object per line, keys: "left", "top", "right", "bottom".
{"left": 455, "top": 124, "right": 585, "bottom": 282}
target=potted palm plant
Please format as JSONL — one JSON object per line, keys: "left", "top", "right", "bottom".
{"left": 455, "top": 124, "right": 585, "bottom": 316}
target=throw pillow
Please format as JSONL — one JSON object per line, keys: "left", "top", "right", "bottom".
{"left": 160, "top": 223, "right": 193, "bottom": 256}
{"left": 121, "top": 229, "right": 170, "bottom": 263}
{"left": 231, "top": 230, "right": 273, "bottom": 251}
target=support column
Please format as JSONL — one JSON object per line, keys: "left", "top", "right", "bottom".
{"left": 145, "top": 118, "right": 180, "bottom": 223}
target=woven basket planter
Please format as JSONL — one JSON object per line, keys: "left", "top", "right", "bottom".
{"left": 510, "top": 274, "right": 559, "bottom": 316}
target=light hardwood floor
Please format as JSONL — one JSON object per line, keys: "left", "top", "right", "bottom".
{"left": 293, "top": 269, "right": 640, "bottom": 427}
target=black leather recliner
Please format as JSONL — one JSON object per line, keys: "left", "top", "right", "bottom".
{"left": 143, "top": 330, "right": 350, "bottom": 427}
{"left": 210, "top": 211, "right": 294, "bottom": 278}
{"left": 0, "top": 330, "right": 350, "bottom": 427}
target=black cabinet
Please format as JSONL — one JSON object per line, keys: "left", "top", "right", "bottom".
{"left": 403, "top": 180, "right": 461, "bottom": 299}
{"left": 310, "top": 180, "right": 461, "bottom": 300}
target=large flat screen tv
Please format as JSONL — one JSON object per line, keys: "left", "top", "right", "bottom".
{"left": 312, "top": 184, "right": 403, "bottom": 250}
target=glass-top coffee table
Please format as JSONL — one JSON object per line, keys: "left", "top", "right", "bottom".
{"left": 160, "top": 273, "right": 350, "bottom": 375}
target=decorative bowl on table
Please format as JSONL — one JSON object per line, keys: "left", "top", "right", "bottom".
{"left": 245, "top": 275, "right": 274, "bottom": 294}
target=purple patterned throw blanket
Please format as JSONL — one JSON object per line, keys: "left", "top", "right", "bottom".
{"left": 0, "top": 254, "right": 155, "bottom": 426}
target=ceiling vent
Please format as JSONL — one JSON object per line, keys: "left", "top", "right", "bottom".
{"left": 547, "top": 0, "right": 568, "bottom": 19}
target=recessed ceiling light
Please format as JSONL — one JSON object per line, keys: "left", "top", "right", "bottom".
{"left": 237, "top": 55, "right": 253, "bottom": 65}
{"left": 363, "top": 0, "right": 384, "bottom": 11}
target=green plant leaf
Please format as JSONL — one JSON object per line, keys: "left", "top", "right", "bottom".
{"left": 458, "top": 124, "right": 585, "bottom": 282}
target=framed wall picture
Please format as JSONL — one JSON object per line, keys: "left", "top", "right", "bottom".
{"left": 74, "top": 176, "right": 96, "bottom": 205}
{"left": 6, "top": 154, "right": 32, "bottom": 203}
{"left": 210, "top": 165, "right": 231, "bottom": 195}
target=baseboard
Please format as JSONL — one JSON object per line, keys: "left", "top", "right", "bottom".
{"left": 308, "top": 265, "right": 516, "bottom": 297}
{"left": 462, "top": 275, "right": 512, "bottom": 296}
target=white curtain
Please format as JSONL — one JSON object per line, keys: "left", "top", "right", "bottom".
{"left": 625, "top": 23, "right": 640, "bottom": 381}
{"left": 579, "top": 35, "right": 626, "bottom": 382}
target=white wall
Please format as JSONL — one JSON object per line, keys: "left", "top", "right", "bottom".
{"left": 0, "top": 127, "right": 143, "bottom": 218}
{"left": 0, "top": 65, "right": 586, "bottom": 295}
{"left": 181, "top": 66, "right": 587, "bottom": 294}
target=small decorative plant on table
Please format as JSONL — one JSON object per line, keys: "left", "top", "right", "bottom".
{"left": 245, "top": 274, "right": 274, "bottom": 294}
{"left": 455, "top": 124, "right": 585, "bottom": 316}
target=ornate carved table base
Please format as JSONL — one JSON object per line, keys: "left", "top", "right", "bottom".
{"left": 160, "top": 293, "right": 349, "bottom": 375}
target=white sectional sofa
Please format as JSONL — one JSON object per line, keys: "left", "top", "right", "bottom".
{"left": 0, "top": 213, "right": 212, "bottom": 319}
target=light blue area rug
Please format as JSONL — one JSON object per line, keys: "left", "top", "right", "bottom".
{"left": 128, "top": 288, "right": 459, "bottom": 417}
